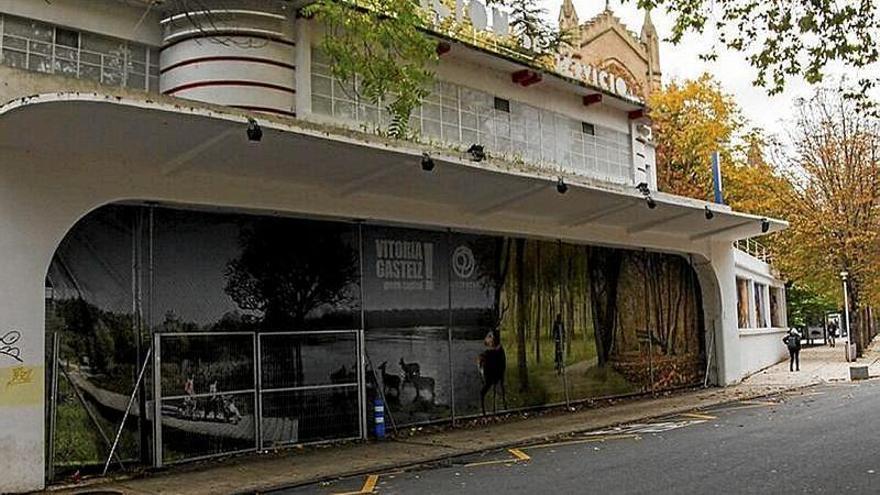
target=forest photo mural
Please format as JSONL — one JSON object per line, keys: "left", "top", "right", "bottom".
{"left": 45, "top": 205, "right": 708, "bottom": 471}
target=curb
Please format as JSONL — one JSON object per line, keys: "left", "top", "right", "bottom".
{"left": 229, "top": 382, "right": 822, "bottom": 495}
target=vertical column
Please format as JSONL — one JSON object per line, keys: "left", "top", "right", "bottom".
{"left": 707, "top": 241, "right": 742, "bottom": 385}
{"left": 0, "top": 213, "right": 57, "bottom": 492}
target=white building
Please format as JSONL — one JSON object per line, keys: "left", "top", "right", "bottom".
{"left": 0, "top": 0, "right": 788, "bottom": 492}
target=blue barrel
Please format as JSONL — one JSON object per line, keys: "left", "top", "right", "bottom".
{"left": 374, "top": 398, "right": 386, "bottom": 439}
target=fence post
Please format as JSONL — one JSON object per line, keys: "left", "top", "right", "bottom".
{"left": 152, "top": 333, "right": 162, "bottom": 468}
{"left": 254, "top": 332, "right": 262, "bottom": 451}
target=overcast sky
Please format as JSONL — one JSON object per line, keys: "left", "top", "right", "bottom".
{"left": 543, "top": 0, "right": 818, "bottom": 137}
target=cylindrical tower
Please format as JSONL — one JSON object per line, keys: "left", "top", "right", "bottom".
{"left": 159, "top": 0, "right": 296, "bottom": 117}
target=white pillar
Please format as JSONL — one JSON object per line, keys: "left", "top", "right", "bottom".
{"left": 708, "top": 240, "right": 742, "bottom": 385}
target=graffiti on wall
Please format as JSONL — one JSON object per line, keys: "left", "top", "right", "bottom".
{"left": 0, "top": 330, "right": 23, "bottom": 362}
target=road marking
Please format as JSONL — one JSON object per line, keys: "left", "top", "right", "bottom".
{"left": 509, "top": 448, "right": 530, "bottom": 461}
{"left": 362, "top": 475, "right": 378, "bottom": 492}
{"left": 679, "top": 412, "right": 717, "bottom": 420}
{"left": 528, "top": 434, "right": 640, "bottom": 450}
{"left": 464, "top": 448, "right": 532, "bottom": 467}
{"left": 740, "top": 400, "right": 780, "bottom": 406}
{"left": 331, "top": 474, "right": 379, "bottom": 495}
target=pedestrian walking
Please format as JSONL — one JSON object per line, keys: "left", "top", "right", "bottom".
{"left": 827, "top": 321, "right": 838, "bottom": 348}
{"left": 783, "top": 328, "right": 802, "bottom": 372}
{"left": 553, "top": 314, "right": 565, "bottom": 376}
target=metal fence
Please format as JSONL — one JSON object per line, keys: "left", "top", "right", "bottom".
{"left": 153, "top": 330, "right": 365, "bottom": 466}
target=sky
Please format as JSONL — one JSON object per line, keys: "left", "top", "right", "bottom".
{"left": 542, "top": 0, "right": 818, "bottom": 137}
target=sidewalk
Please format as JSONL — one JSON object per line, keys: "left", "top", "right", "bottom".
{"left": 51, "top": 342, "right": 880, "bottom": 495}
{"left": 743, "top": 340, "right": 880, "bottom": 387}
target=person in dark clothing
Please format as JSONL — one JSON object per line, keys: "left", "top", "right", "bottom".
{"left": 553, "top": 314, "right": 565, "bottom": 376}
{"left": 783, "top": 328, "right": 802, "bottom": 372}
{"left": 827, "top": 321, "right": 838, "bottom": 348}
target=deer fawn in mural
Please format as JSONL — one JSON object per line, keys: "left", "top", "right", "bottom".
{"left": 378, "top": 361, "right": 401, "bottom": 399}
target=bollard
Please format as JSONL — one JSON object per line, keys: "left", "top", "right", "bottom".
{"left": 374, "top": 398, "right": 386, "bottom": 439}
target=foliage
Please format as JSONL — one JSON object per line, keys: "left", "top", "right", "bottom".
{"left": 772, "top": 89, "right": 880, "bottom": 320}
{"left": 304, "top": 0, "right": 566, "bottom": 138}
{"left": 303, "top": 0, "right": 439, "bottom": 138}
{"left": 637, "top": 0, "right": 880, "bottom": 112}
{"left": 224, "top": 218, "right": 359, "bottom": 327}
{"left": 648, "top": 74, "right": 742, "bottom": 200}
{"left": 785, "top": 283, "right": 837, "bottom": 329}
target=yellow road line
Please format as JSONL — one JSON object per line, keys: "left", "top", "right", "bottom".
{"left": 740, "top": 400, "right": 780, "bottom": 406}
{"left": 464, "top": 448, "right": 531, "bottom": 467}
{"left": 527, "top": 433, "right": 640, "bottom": 450}
{"left": 679, "top": 412, "right": 717, "bottom": 420}
{"left": 362, "top": 475, "right": 379, "bottom": 493}
{"left": 509, "top": 448, "right": 531, "bottom": 461}
{"left": 331, "top": 474, "right": 380, "bottom": 495}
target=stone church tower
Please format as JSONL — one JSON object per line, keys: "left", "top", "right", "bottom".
{"left": 558, "top": 0, "right": 662, "bottom": 100}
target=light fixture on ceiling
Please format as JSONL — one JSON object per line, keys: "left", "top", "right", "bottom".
{"left": 705, "top": 205, "right": 714, "bottom": 220}
{"left": 246, "top": 117, "right": 262, "bottom": 142}
{"left": 636, "top": 182, "right": 656, "bottom": 209}
{"left": 761, "top": 218, "right": 770, "bottom": 233}
{"left": 556, "top": 176, "right": 568, "bottom": 194}
{"left": 421, "top": 153, "right": 435, "bottom": 172}
{"left": 467, "top": 144, "right": 486, "bottom": 162}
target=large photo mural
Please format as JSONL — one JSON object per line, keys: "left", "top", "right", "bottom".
{"left": 45, "top": 204, "right": 706, "bottom": 478}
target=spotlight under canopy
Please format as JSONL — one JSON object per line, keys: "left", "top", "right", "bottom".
{"left": 421, "top": 152, "right": 435, "bottom": 172}
{"left": 705, "top": 205, "right": 714, "bottom": 220}
{"left": 556, "top": 176, "right": 568, "bottom": 194}
{"left": 645, "top": 196, "right": 657, "bottom": 209}
{"left": 246, "top": 117, "right": 262, "bottom": 142}
{"left": 467, "top": 144, "right": 486, "bottom": 162}
{"left": 761, "top": 218, "right": 770, "bottom": 233}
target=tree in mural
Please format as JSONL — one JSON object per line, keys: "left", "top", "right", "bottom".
{"left": 514, "top": 238, "right": 529, "bottom": 391}
{"left": 225, "top": 219, "right": 359, "bottom": 383}
{"left": 588, "top": 247, "right": 623, "bottom": 367}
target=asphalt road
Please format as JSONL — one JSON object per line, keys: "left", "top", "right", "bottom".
{"left": 276, "top": 380, "right": 880, "bottom": 494}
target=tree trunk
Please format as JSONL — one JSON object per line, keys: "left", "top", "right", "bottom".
{"left": 535, "top": 242, "right": 542, "bottom": 364}
{"left": 515, "top": 238, "right": 529, "bottom": 391}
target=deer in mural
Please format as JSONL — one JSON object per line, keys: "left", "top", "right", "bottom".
{"left": 378, "top": 361, "right": 401, "bottom": 400}
{"left": 478, "top": 331, "right": 507, "bottom": 415}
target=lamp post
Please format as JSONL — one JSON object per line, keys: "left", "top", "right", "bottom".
{"left": 840, "top": 271, "right": 853, "bottom": 360}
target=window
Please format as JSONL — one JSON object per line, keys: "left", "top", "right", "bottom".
{"left": 736, "top": 278, "right": 750, "bottom": 328}
{"left": 770, "top": 287, "right": 784, "bottom": 328}
{"left": 0, "top": 14, "right": 159, "bottom": 92}
{"left": 310, "top": 48, "right": 635, "bottom": 184}
{"left": 754, "top": 283, "right": 768, "bottom": 328}
{"left": 55, "top": 28, "right": 79, "bottom": 48}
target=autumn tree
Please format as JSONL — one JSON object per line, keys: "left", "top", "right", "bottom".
{"left": 637, "top": 0, "right": 880, "bottom": 111}
{"left": 649, "top": 74, "right": 741, "bottom": 200}
{"left": 773, "top": 89, "right": 880, "bottom": 354}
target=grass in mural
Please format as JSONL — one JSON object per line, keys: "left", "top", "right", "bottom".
{"left": 499, "top": 332, "right": 638, "bottom": 409}
{"left": 53, "top": 379, "right": 139, "bottom": 472}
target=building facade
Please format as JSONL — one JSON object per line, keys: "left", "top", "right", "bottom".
{"left": 0, "top": 0, "right": 786, "bottom": 492}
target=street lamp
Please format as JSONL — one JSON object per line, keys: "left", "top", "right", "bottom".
{"left": 840, "top": 271, "right": 853, "bottom": 360}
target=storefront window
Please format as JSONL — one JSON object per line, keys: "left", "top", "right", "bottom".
{"left": 736, "top": 278, "right": 750, "bottom": 328}
{"left": 770, "top": 287, "right": 783, "bottom": 328}
{"left": 754, "top": 283, "right": 768, "bottom": 328}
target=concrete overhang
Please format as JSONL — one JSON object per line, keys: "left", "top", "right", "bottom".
{"left": 0, "top": 92, "right": 786, "bottom": 247}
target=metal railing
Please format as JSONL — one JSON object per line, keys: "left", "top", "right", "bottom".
{"left": 153, "top": 330, "right": 365, "bottom": 467}
{"left": 735, "top": 238, "right": 773, "bottom": 264}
